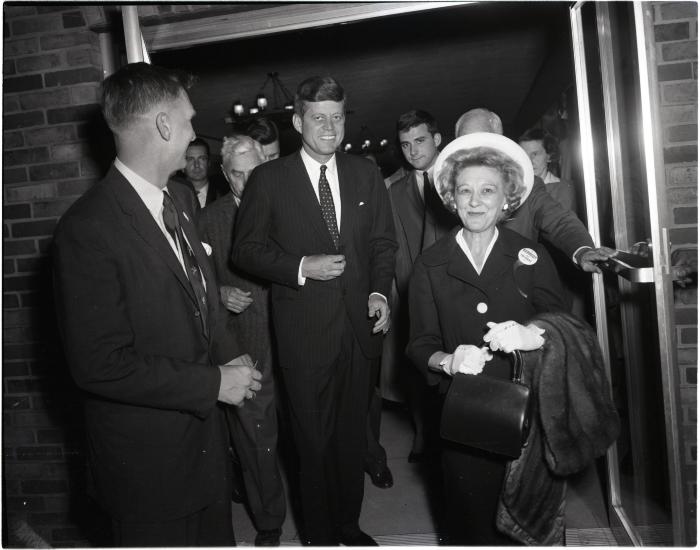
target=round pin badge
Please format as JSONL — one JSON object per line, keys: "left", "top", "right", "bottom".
{"left": 476, "top": 302, "right": 488, "bottom": 314}
{"left": 518, "top": 248, "right": 538, "bottom": 266}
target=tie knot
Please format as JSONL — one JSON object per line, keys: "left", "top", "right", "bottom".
{"left": 320, "top": 165, "right": 327, "bottom": 175}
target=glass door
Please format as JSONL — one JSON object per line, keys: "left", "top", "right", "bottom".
{"left": 570, "top": 1, "right": 684, "bottom": 545}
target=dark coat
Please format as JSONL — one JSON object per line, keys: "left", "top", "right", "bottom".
{"left": 53, "top": 165, "right": 241, "bottom": 522}
{"left": 406, "top": 226, "right": 568, "bottom": 390}
{"left": 231, "top": 151, "right": 397, "bottom": 367}
{"left": 503, "top": 176, "right": 593, "bottom": 259}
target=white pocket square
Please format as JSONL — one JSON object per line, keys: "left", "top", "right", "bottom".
{"left": 358, "top": 201, "right": 365, "bottom": 206}
{"left": 182, "top": 211, "right": 190, "bottom": 222}
{"left": 202, "top": 242, "right": 212, "bottom": 256}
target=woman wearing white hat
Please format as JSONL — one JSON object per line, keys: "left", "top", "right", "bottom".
{"left": 406, "top": 133, "right": 569, "bottom": 544}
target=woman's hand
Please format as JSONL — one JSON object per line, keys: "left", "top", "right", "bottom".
{"left": 483, "top": 321, "right": 545, "bottom": 353}
{"left": 432, "top": 345, "right": 492, "bottom": 376}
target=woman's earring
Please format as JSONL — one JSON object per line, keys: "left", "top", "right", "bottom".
{"left": 502, "top": 203, "right": 509, "bottom": 211}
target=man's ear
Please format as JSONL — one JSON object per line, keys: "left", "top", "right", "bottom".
{"left": 292, "top": 113, "right": 302, "bottom": 134}
{"left": 155, "top": 112, "right": 171, "bottom": 141}
{"left": 433, "top": 132, "right": 442, "bottom": 148}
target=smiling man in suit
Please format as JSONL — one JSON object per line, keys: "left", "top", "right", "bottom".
{"left": 232, "top": 75, "right": 397, "bottom": 546}
{"left": 53, "top": 62, "right": 261, "bottom": 547}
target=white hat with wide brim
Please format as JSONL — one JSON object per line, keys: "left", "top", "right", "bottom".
{"left": 433, "top": 132, "right": 534, "bottom": 208}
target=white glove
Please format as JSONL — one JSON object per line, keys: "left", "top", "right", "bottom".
{"left": 440, "top": 345, "right": 492, "bottom": 376}
{"left": 483, "top": 321, "right": 545, "bottom": 353}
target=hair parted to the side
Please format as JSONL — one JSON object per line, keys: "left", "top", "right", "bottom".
{"left": 245, "top": 117, "right": 279, "bottom": 145}
{"left": 436, "top": 147, "right": 525, "bottom": 221}
{"left": 101, "top": 62, "right": 195, "bottom": 132}
{"left": 188, "top": 137, "right": 210, "bottom": 156}
{"left": 396, "top": 109, "right": 440, "bottom": 136}
{"left": 518, "top": 127, "right": 559, "bottom": 157}
{"left": 294, "top": 76, "right": 346, "bottom": 116}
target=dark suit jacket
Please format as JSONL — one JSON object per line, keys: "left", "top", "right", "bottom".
{"left": 231, "top": 151, "right": 397, "bottom": 367}
{"left": 198, "top": 193, "right": 273, "bottom": 371}
{"left": 53, "top": 165, "right": 242, "bottom": 522}
{"left": 389, "top": 171, "right": 459, "bottom": 297}
{"left": 503, "top": 177, "right": 593, "bottom": 260}
{"left": 170, "top": 174, "right": 227, "bottom": 211}
{"left": 406, "top": 226, "right": 568, "bottom": 391}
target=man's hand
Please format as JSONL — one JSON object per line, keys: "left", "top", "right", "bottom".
{"left": 217, "top": 354, "right": 262, "bottom": 406}
{"left": 220, "top": 286, "right": 253, "bottom": 313}
{"left": 301, "top": 254, "right": 346, "bottom": 281}
{"left": 368, "top": 294, "right": 390, "bottom": 334}
{"left": 577, "top": 246, "right": 618, "bottom": 273}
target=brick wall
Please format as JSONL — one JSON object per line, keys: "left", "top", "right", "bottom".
{"left": 3, "top": 5, "right": 111, "bottom": 547}
{"left": 653, "top": 1, "right": 698, "bottom": 545}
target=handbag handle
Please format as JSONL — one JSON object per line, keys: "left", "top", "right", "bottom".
{"left": 511, "top": 350, "right": 524, "bottom": 383}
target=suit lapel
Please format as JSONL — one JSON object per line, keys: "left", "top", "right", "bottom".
{"left": 110, "top": 168, "right": 198, "bottom": 305}
{"left": 446, "top": 229, "right": 514, "bottom": 293}
{"left": 336, "top": 154, "right": 356, "bottom": 248}
{"left": 393, "top": 175, "right": 425, "bottom": 262}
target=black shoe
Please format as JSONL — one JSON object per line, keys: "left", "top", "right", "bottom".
{"left": 366, "top": 463, "right": 393, "bottom": 489}
{"left": 338, "top": 528, "right": 378, "bottom": 546}
{"left": 255, "top": 528, "right": 281, "bottom": 547}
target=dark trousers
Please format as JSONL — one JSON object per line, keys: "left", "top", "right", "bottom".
{"left": 225, "top": 356, "right": 286, "bottom": 531}
{"left": 111, "top": 497, "right": 234, "bottom": 547}
{"left": 281, "top": 316, "right": 372, "bottom": 545}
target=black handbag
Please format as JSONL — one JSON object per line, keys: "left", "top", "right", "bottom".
{"left": 440, "top": 350, "right": 531, "bottom": 459}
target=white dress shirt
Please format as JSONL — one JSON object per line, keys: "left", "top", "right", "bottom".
{"left": 413, "top": 164, "right": 435, "bottom": 201}
{"left": 196, "top": 183, "right": 209, "bottom": 209}
{"left": 456, "top": 227, "right": 499, "bottom": 275}
{"left": 299, "top": 147, "right": 342, "bottom": 228}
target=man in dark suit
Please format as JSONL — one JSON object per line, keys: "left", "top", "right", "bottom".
{"left": 232, "top": 76, "right": 397, "bottom": 546}
{"left": 52, "top": 62, "right": 261, "bottom": 547}
{"left": 384, "top": 110, "right": 459, "bottom": 465}
{"left": 172, "top": 137, "right": 227, "bottom": 211}
{"left": 198, "top": 135, "right": 286, "bottom": 547}
{"left": 454, "top": 108, "right": 616, "bottom": 273}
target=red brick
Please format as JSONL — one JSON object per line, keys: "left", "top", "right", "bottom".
{"left": 29, "top": 162, "right": 80, "bottom": 182}
{"left": 15, "top": 53, "right": 63, "bottom": 74}
{"left": 681, "top": 327, "right": 699, "bottom": 344}
{"left": 11, "top": 15, "right": 64, "bottom": 36}
{"left": 660, "top": 2, "right": 698, "bottom": 20}
{"left": 4, "top": 37, "right": 40, "bottom": 56}
{"left": 2, "top": 239, "right": 37, "bottom": 256}
{"left": 24, "top": 125, "right": 76, "bottom": 147}
{"left": 676, "top": 306, "right": 698, "bottom": 324}
{"left": 663, "top": 41, "right": 699, "bottom": 62}
{"left": 664, "top": 81, "right": 699, "bottom": 103}
{"left": 44, "top": 67, "right": 101, "bottom": 88}
{"left": 655, "top": 22, "right": 691, "bottom": 42}
{"left": 50, "top": 142, "right": 89, "bottom": 162}
{"left": 668, "top": 124, "right": 698, "bottom": 142}
{"left": 56, "top": 179, "right": 94, "bottom": 197}
{"left": 15, "top": 257, "right": 43, "bottom": 273}
{"left": 65, "top": 46, "right": 99, "bottom": 66}
{"left": 668, "top": 186, "right": 698, "bottom": 204}
{"left": 80, "top": 158, "right": 102, "bottom": 178}
{"left": 20, "top": 293, "right": 41, "bottom": 308}
{"left": 47, "top": 104, "right": 99, "bottom": 124}
{"left": 4, "top": 147, "right": 50, "bottom": 167}
{"left": 4, "top": 258, "right": 16, "bottom": 274}
{"left": 69, "top": 84, "right": 99, "bottom": 105}
{"left": 4, "top": 59, "right": 17, "bottom": 76}
{"left": 40, "top": 31, "right": 98, "bottom": 51}
{"left": 3, "top": 111, "right": 45, "bottom": 130}
{"left": 19, "top": 89, "right": 71, "bottom": 110}
{"left": 3, "top": 293, "right": 20, "bottom": 308}
{"left": 33, "top": 199, "right": 75, "bottom": 218}
{"left": 659, "top": 62, "right": 694, "bottom": 81}
{"left": 4, "top": 95, "right": 21, "bottom": 113}
{"left": 668, "top": 166, "right": 698, "bottom": 188}
{"left": 4, "top": 74, "right": 44, "bottom": 94}
{"left": 665, "top": 145, "right": 698, "bottom": 163}
{"left": 671, "top": 227, "right": 699, "bottom": 244}
{"left": 5, "top": 183, "right": 56, "bottom": 202}
{"left": 4, "top": 131, "right": 25, "bottom": 148}
{"left": 62, "top": 11, "right": 86, "bottom": 29}
{"left": 2, "top": 427, "right": 35, "bottom": 446}
{"left": 10, "top": 219, "right": 57, "bottom": 239}
{"left": 3, "top": 363, "right": 31, "bottom": 377}
{"left": 3, "top": 274, "right": 42, "bottom": 292}
{"left": 3, "top": 167, "right": 29, "bottom": 185}
{"left": 674, "top": 206, "right": 698, "bottom": 224}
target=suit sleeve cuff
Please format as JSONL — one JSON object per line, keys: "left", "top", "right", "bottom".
{"left": 298, "top": 257, "right": 307, "bottom": 286}
{"left": 369, "top": 292, "right": 387, "bottom": 303}
{"left": 573, "top": 246, "right": 592, "bottom": 265}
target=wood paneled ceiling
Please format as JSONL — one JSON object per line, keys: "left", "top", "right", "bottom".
{"left": 151, "top": 2, "right": 573, "bottom": 164}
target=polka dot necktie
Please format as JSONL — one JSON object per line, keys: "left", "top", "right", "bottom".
{"left": 162, "top": 191, "right": 209, "bottom": 335}
{"left": 318, "top": 165, "right": 340, "bottom": 249}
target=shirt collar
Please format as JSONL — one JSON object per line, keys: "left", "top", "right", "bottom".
{"left": 300, "top": 147, "right": 337, "bottom": 174}
{"left": 114, "top": 158, "right": 166, "bottom": 219}
{"left": 455, "top": 227, "right": 500, "bottom": 275}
